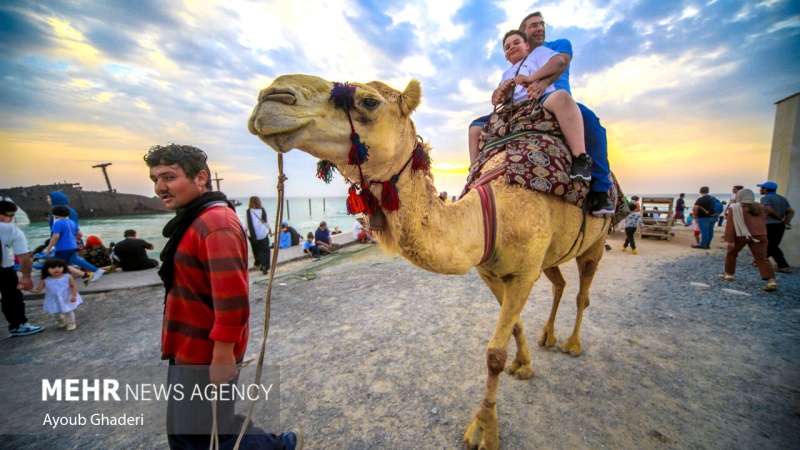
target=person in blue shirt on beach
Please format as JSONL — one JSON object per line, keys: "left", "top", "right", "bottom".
{"left": 279, "top": 223, "right": 292, "bottom": 249}
{"left": 43, "top": 205, "right": 105, "bottom": 282}
{"left": 468, "top": 11, "right": 614, "bottom": 216}
{"left": 302, "top": 232, "right": 320, "bottom": 259}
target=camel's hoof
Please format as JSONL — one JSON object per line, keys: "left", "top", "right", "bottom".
{"left": 505, "top": 361, "right": 534, "bottom": 380}
{"left": 463, "top": 418, "right": 499, "bottom": 450}
{"left": 538, "top": 330, "right": 557, "bottom": 348}
{"left": 559, "top": 339, "right": 583, "bottom": 357}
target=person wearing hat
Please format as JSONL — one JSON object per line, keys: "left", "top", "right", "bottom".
{"left": 353, "top": 216, "right": 377, "bottom": 244}
{"left": 113, "top": 229, "right": 159, "bottom": 271}
{"left": 758, "top": 181, "right": 794, "bottom": 273}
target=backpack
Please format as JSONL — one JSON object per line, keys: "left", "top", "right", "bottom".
{"left": 709, "top": 196, "right": 724, "bottom": 216}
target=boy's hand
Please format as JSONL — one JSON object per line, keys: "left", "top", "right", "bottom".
{"left": 513, "top": 74, "right": 533, "bottom": 86}
{"left": 526, "top": 80, "right": 548, "bottom": 100}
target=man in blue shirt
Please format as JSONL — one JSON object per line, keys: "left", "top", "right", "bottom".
{"left": 758, "top": 181, "right": 794, "bottom": 273}
{"left": 518, "top": 11, "right": 613, "bottom": 215}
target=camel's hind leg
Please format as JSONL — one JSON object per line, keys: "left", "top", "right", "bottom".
{"left": 464, "top": 271, "right": 538, "bottom": 450}
{"left": 560, "top": 238, "right": 606, "bottom": 357}
{"left": 477, "top": 269, "right": 533, "bottom": 380}
{"left": 539, "top": 267, "right": 566, "bottom": 348}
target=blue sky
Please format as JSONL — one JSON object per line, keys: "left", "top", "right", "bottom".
{"left": 1, "top": 0, "right": 798, "bottom": 200}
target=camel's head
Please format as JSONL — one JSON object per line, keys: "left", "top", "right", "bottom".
{"left": 248, "top": 74, "right": 422, "bottom": 182}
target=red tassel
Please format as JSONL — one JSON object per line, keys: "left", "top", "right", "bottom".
{"left": 346, "top": 186, "right": 365, "bottom": 215}
{"left": 360, "top": 188, "right": 380, "bottom": 215}
{"left": 411, "top": 143, "right": 431, "bottom": 172}
{"left": 381, "top": 176, "right": 400, "bottom": 211}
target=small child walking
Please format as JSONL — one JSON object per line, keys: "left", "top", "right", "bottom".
{"left": 29, "top": 258, "right": 83, "bottom": 331}
{"left": 621, "top": 208, "right": 643, "bottom": 255}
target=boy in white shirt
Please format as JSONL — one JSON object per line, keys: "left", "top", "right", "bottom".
{"left": 491, "top": 30, "right": 591, "bottom": 181}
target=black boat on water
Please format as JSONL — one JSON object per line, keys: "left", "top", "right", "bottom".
{"left": 0, "top": 182, "right": 168, "bottom": 223}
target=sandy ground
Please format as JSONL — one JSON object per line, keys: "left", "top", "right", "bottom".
{"left": 2, "top": 227, "right": 799, "bottom": 449}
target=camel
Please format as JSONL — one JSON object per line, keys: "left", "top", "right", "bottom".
{"left": 248, "top": 74, "right": 615, "bottom": 449}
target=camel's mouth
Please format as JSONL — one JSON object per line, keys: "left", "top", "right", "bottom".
{"left": 248, "top": 88, "right": 313, "bottom": 151}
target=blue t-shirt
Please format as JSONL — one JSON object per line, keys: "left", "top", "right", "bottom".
{"left": 761, "top": 193, "right": 792, "bottom": 225}
{"left": 314, "top": 228, "right": 329, "bottom": 244}
{"left": 545, "top": 39, "right": 573, "bottom": 94}
{"left": 279, "top": 231, "right": 292, "bottom": 249}
{"left": 51, "top": 219, "right": 79, "bottom": 251}
{"left": 302, "top": 240, "right": 315, "bottom": 250}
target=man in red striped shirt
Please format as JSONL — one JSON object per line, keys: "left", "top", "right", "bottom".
{"left": 145, "top": 144, "right": 301, "bottom": 449}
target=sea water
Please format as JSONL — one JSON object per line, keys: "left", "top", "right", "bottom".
{"left": 13, "top": 197, "right": 349, "bottom": 258}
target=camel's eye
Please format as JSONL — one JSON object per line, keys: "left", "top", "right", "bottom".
{"left": 360, "top": 97, "right": 380, "bottom": 110}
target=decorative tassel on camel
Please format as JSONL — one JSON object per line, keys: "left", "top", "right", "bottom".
{"left": 348, "top": 132, "right": 369, "bottom": 165}
{"left": 316, "top": 160, "right": 337, "bottom": 184}
{"left": 346, "top": 186, "right": 365, "bottom": 215}
{"left": 381, "top": 176, "right": 400, "bottom": 211}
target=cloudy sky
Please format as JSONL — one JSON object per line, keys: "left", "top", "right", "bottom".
{"left": 1, "top": 0, "right": 798, "bottom": 200}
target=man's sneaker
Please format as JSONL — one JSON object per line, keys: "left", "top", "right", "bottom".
{"left": 590, "top": 191, "right": 615, "bottom": 216}
{"left": 91, "top": 268, "right": 105, "bottom": 282}
{"left": 10, "top": 323, "right": 44, "bottom": 337}
{"left": 281, "top": 429, "right": 304, "bottom": 450}
{"left": 570, "top": 153, "right": 593, "bottom": 181}
{"left": 604, "top": 243, "right": 612, "bottom": 251}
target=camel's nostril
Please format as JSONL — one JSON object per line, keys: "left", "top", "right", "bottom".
{"left": 264, "top": 93, "right": 296, "bottom": 105}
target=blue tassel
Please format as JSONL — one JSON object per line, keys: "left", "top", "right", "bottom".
{"left": 329, "top": 82, "right": 356, "bottom": 111}
{"left": 348, "top": 133, "right": 369, "bottom": 165}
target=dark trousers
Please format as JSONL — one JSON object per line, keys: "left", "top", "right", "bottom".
{"left": 623, "top": 227, "right": 637, "bottom": 250}
{"left": 766, "top": 223, "right": 789, "bottom": 269}
{"left": 166, "top": 362, "right": 284, "bottom": 450}
{"left": 724, "top": 235, "right": 774, "bottom": 279}
{"left": 0, "top": 266, "right": 27, "bottom": 330}
{"left": 249, "top": 236, "right": 271, "bottom": 271}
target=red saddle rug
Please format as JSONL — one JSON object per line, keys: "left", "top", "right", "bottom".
{"left": 461, "top": 99, "right": 628, "bottom": 224}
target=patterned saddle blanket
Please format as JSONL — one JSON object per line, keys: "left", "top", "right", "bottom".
{"left": 461, "top": 99, "right": 628, "bottom": 224}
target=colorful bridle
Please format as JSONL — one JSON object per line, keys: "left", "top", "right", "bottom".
{"left": 317, "top": 82, "right": 431, "bottom": 216}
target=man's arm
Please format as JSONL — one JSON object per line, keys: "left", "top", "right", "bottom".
{"left": 785, "top": 207, "right": 794, "bottom": 224}
{"left": 210, "top": 341, "right": 237, "bottom": 385}
{"left": 16, "top": 253, "right": 33, "bottom": 291}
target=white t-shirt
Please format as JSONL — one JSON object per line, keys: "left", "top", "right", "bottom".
{"left": 353, "top": 220, "right": 364, "bottom": 239}
{"left": 0, "top": 222, "right": 30, "bottom": 268}
{"left": 500, "top": 46, "right": 559, "bottom": 103}
{"left": 246, "top": 208, "right": 271, "bottom": 240}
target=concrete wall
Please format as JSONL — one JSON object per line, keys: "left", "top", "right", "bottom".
{"left": 768, "top": 93, "right": 800, "bottom": 266}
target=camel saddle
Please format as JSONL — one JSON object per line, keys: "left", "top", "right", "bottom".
{"left": 461, "top": 99, "right": 628, "bottom": 226}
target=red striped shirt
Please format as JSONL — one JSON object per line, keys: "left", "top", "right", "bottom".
{"left": 161, "top": 205, "right": 250, "bottom": 365}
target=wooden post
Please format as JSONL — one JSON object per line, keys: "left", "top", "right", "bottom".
{"left": 285, "top": 199, "right": 290, "bottom": 221}
{"left": 323, "top": 198, "right": 326, "bottom": 212}
{"left": 309, "top": 198, "right": 312, "bottom": 215}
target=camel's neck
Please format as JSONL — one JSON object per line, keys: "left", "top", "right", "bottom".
{"left": 371, "top": 150, "right": 485, "bottom": 275}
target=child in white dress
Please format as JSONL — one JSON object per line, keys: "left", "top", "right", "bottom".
{"left": 29, "top": 258, "right": 83, "bottom": 331}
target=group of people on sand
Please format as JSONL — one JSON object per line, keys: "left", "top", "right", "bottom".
{"left": 1, "top": 191, "right": 161, "bottom": 337}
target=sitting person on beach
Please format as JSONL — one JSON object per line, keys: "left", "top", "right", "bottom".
{"left": 81, "top": 236, "right": 114, "bottom": 271}
{"left": 44, "top": 206, "right": 104, "bottom": 282}
{"left": 488, "top": 30, "right": 591, "bottom": 183}
{"left": 113, "top": 229, "right": 159, "bottom": 271}
{"left": 314, "top": 221, "right": 338, "bottom": 255}
{"left": 353, "top": 216, "right": 376, "bottom": 244}
{"left": 279, "top": 224, "right": 292, "bottom": 249}
{"left": 302, "top": 232, "right": 320, "bottom": 259}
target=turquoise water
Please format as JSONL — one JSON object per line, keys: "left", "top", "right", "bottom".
{"left": 13, "top": 197, "right": 350, "bottom": 257}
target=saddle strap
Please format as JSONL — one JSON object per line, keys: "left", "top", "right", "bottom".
{"left": 476, "top": 183, "right": 497, "bottom": 265}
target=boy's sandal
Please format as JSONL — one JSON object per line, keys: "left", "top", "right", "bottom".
{"left": 776, "top": 267, "right": 792, "bottom": 273}
{"left": 717, "top": 274, "right": 734, "bottom": 282}
{"left": 763, "top": 282, "right": 778, "bottom": 292}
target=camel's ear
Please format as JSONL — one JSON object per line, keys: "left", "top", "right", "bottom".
{"left": 400, "top": 79, "right": 421, "bottom": 116}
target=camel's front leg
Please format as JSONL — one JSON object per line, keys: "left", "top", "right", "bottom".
{"left": 477, "top": 269, "right": 533, "bottom": 380}
{"left": 464, "top": 273, "right": 536, "bottom": 450}
{"left": 539, "top": 267, "right": 566, "bottom": 348}
{"left": 561, "top": 239, "right": 605, "bottom": 356}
